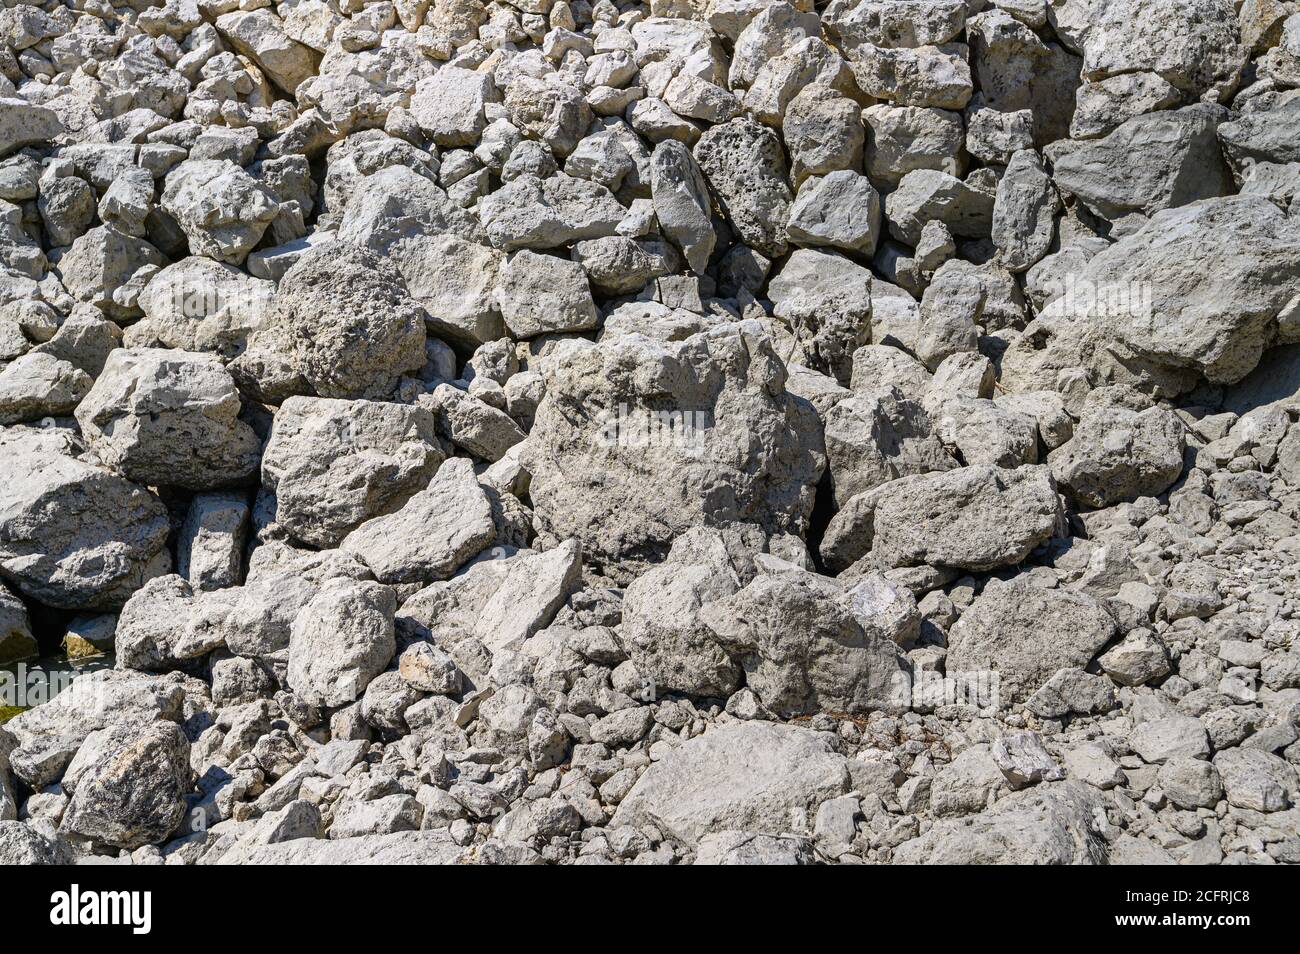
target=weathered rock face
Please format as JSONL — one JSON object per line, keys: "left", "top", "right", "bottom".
{"left": 702, "top": 569, "right": 914, "bottom": 717}
{"left": 60, "top": 720, "right": 191, "bottom": 851}
{"left": 947, "top": 580, "right": 1118, "bottom": 705}
{"left": 868, "top": 464, "right": 1062, "bottom": 571}
{"left": 244, "top": 241, "right": 427, "bottom": 401}
{"left": 1052, "top": 104, "right": 1232, "bottom": 219}
{"left": 523, "top": 330, "right": 825, "bottom": 583}
{"left": 340, "top": 457, "right": 495, "bottom": 584}
{"left": 823, "top": 387, "right": 956, "bottom": 506}
{"left": 694, "top": 116, "right": 793, "bottom": 257}
{"left": 1048, "top": 392, "right": 1186, "bottom": 507}
{"left": 0, "top": 451, "right": 170, "bottom": 609}
{"left": 1017, "top": 196, "right": 1300, "bottom": 392}
{"left": 287, "top": 578, "right": 397, "bottom": 708}
{"left": 261, "top": 396, "right": 444, "bottom": 548}
{"left": 161, "top": 160, "right": 280, "bottom": 266}
{"left": 75, "top": 348, "right": 261, "bottom": 490}
{"left": 612, "top": 722, "right": 851, "bottom": 848}
{"left": 893, "top": 782, "right": 1109, "bottom": 864}
{"left": 621, "top": 529, "right": 744, "bottom": 699}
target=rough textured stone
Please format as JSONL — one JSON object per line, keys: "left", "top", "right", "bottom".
{"left": 868, "top": 464, "right": 1062, "bottom": 572}
{"left": 948, "top": 580, "right": 1117, "bottom": 705}
{"left": 523, "top": 331, "right": 824, "bottom": 583}
{"left": 76, "top": 349, "right": 261, "bottom": 491}
{"left": 612, "top": 722, "right": 851, "bottom": 848}
{"left": 287, "top": 578, "right": 397, "bottom": 708}
{"left": 246, "top": 241, "right": 426, "bottom": 401}
{"left": 341, "top": 457, "right": 495, "bottom": 584}
{"left": 261, "top": 397, "right": 444, "bottom": 548}
{"left": 60, "top": 720, "right": 190, "bottom": 851}
{"left": 0, "top": 451, "right": 170, "bottom": 609}
{"left": 702, "top": 568, "right": 913, "bottom": 717}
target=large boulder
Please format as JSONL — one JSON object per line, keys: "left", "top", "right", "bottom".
{"left": 261, "top": 396, "right": 445, "bottom": 548}
{"left": 57, "top": 226, "right": 165, "bottom": 322}
{"left": 397, "top": 539, "right": 583, "bottom": 660}
{"left": 702, "top": 568, "right": 915, "bottom": 717}
{"left": 1007, "top": 195, "right": 1300, "bottom": 391}
{"left": 523, "top": 330, "right": 825, "bottom": 583}
{"left": 1217, "top": 90, "right": 1300, "bottom": 174}
{"left": 60, "top": 720, "right": 191, "bottom": 851}
{"left": 131, "top": 258, "right": 275, "bottom": 360}
{"left": 948, "top": 580, "right": 1118, "bottom": 707}
{"left": 0, "top": 451, "right": 170, "bottom": 609}
{"left": 335, "top": 165, "right": 481, "bottom": 255}
{"left": 1, "top": 669, "right": 195, "bottom": 763}
{"left": 408, "top": 66, "right": 498, "bottom": 147}
{"left": 287, "top": 578, "right": 397, "bottom": 708}
{"left": 1080, "top": 0, "right": 1245, "bottom": 100}
{"left": 893, "top": 781, "right": 1109, "bottom": 864}
{"left": 494, "top": 250, "right": 598, "bottom": 339}
{"left": 0, "top": 821, "right": 73, "bottom": 864}
{"left": 0, "top": 352, "right": 91, "bottom": 425}
{"left": 786, "top": 170, "right": 883, "bottom": 257}
{"left": 246, "top": 241, "right": 427, "bottom": 400}
{"left": 991, "top": 148, "right": 1059, "bottom": 272}
{"left": 621, "top": 530, "right": 745, "bottom": 699}
{"left": 867, "top": 464, "right": 1062, "bottom": 571}
{"left": 863, "top": 103, "right": 965, "bottom": 186}
{"left": 75, "top": 348, "right": 262, "bottom": 490}
{"left": 477, "top": 173, "right": 625, "bottom": 251}
{"left": 340, "top": 457, "right": 495, "bottom": 584}
{"left": 114, "top": 575, "right": 230, "bottom": 673}
{"left": 386, "top": 234, "right": 504, "bottom": 350}
{"left": 1052, "top": 104, "right": 1232, "bottom": 220}
{"left": 0, "top": 98, "right": 63, "bottom": 157}
{"left": 1213, "top": 748, "right": 1297, "bottom": 812}
{"left": 612, "top": 721, "right": 851, "bottom": 849}
{"left": 694, "top": 116, "right": 793, "bottom": 257}
{"left": 1048, "top": 391, "right": 1186, "bottom": 507}
{"left": 823, "top": 387, "right": 956, "bottom": 506}
{"left": 766, "top": 249, "right": 874, "bottom": 385}
{"left": 161, "top": 159, "right": 280, "bottom": 266}
{"left": 215, "top": 10, "right": 319, "bottom": 95}
{"left": 0, "top": 582, "right": 36, "bottom": 665}
{"left": 649, "top": 139, "right": 715, "bottom": 274}
{"left": 220, "top": 544, "right": 375, "bottom": 657}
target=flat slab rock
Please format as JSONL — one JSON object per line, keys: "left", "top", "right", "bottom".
{"left": 611, "top": 721, "right": 851, "bottom": 849}
{"left": 216, "top": 830, "right": 466, "bottom": 865}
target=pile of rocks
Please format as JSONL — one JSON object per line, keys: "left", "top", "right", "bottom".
{"left": 1, "top": 0, "right": 1300, "bottom": 865}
